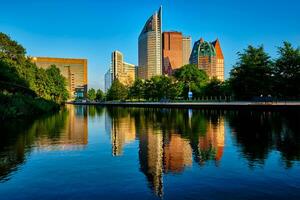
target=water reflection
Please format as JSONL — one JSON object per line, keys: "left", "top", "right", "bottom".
{"left": 227, "top": 111, "right": 300, "bottom": 168}
{"left": 1, "top": 106, "right": 300, "bottom": 199}
{"left": 105, "top": 107, "right": 300, "bottom": 197}
{"left": 35, "top": 105, "right": 88, "bottom": 149}
{"left": 105, "top": 108, "right": 226, "bottom": 196}
{"left": 0, "top": 105, "right": 88, "bottom": 181}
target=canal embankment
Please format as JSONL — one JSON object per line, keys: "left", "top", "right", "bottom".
{"left": 67, "top": 101, "right": 300, "bottom": 111}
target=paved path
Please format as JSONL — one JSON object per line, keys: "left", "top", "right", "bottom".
{"left": 68, "top": 101, "right": 300, "bottom": 111}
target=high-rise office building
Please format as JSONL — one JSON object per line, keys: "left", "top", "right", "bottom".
{"left": 138, "top": 6, "right": 162, "bottom": 79}
{"left": 162, "top": 32, "right": 191, "bottom": 75}
{"left": 111, "top": 50, "right": 136, "bottom": 86}
{"left": 211, "top": 39, "right": 225, "bottom": 81}
{"left": 104, "top": 68, "right": 112, "bottom": 92}
{"left": 182, "top": 36, "right": 191, "bottom": 66}
{"left": 162, "top": 32, "right": 183, "bottom": 74}
{"left": 189, "top": 38, "right": 224, "bottom": 81}
{"left": 32, "top": 57, "right": 88, "bottom": 98}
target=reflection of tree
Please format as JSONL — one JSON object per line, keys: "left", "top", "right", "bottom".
{"left": 88, "top": 105, "right": 104, "bottom": 119}
{"left": 227, "top": 111, "right": 300, "bottom": 168}
{"left": 0, "top": 105, "right": 90, "bottom": 182}
{"left": 0, "top": 109, "right": 68, "bottom": 182}
{"left": 227, "top": 111, "right": 274, "bottom": 166}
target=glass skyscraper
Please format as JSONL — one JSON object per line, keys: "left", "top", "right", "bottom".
{"left": 138, "top": 6, "right": 162, "bottom": 79}
{"left": 190, "top": 38, "right": 224, "bottom": 81}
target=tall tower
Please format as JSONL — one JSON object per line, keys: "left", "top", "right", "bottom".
{"left": 138, "top": 6, "right": 162, "bottom": 79}
{"left": 111, "top": 51, "right": 124, "bottom": 81}
{"left": 162, "top": 32, "right": 183, "bottom": 75}
{"left": 111, "top": 50, "right": 136, "bottom": 86}
{"left": 190, "top": 38, "right": 224, "bottom": 81}
{"left": 211, "top": 39, "right": 224, "bottom": 81}
{"left": 182, "top": 36, "right": 191, "bottom": 66}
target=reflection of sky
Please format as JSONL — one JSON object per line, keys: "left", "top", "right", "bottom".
{"left": 1, "top": 107, "right": 300, "bottom": 200}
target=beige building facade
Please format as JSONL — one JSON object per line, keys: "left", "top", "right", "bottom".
{"left": 32, "top": 57, "right": 88, "bottom": 98}
{"left": 182, "top": 36, "right": 191, "bottom": 66}
{"left": 111, "top": 51, "right": 136, "bottom": 86}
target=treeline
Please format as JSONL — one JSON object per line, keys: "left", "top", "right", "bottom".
{"left": 0, "top": 32, "right": 68, "bottom": 119}
{"left": 106, "top": 42, "right": 300, "bottom": 101}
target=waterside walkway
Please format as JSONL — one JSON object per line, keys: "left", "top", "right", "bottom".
{"left": 68, "top": 101, "right": 300, "bottom": 111}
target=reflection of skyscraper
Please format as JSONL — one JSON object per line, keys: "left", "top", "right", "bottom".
{"left": 111, "top": 115, "right": 136, "bottom": 156}
{"left": 106, "top": 108, "right": 225, "bottom": 197}
{"left": 34, "top": 105, "right": 88, "bottom": 150}
{"left": 197, "top": 117, "right": 225, "bottom": 165}
{"left": 138, "top": 7, "right": 162, "bottom": 79}
{"left": 163, "top": 134, "right": 192, "bottom": 173}
{"left": 190, "top": 38, "right": 224, "bottom": 81}
{"left": 139, "top": 128, "right": 163, "bottom": 197}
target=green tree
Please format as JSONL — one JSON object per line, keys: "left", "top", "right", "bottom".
{"left": 203, "top": 77, "right": 224, "bottom": 97}
{"left": 87, "top": 88, "right": 96, "bottom": 101}
{"left": 0, "top": 32, "right": 68, "bottom": 118}
{"left": 129, "top": 79, "right": 145, "bottom": 100}
{"left": 0, "top": 32, "right": 26, "bottom": 61}
{"left": 95, "top": 89, "right": 104, "bottom": 101}
{"left": 229, "top": 45, "right": 273, "bottom": 100}
{"left": 106, "top": 80, "right": 128, "bottom": 101}
{"left": 173, "top": 64, "right": 208, "bottom": 98}
{"left": 273, "top": 42, "right": 300, "bottom": 98}
{"left": 143, "top": 76, "right": 179, "bottom": 101}
{"left": 45, "top": 65, "right": 69, "bottom": 103}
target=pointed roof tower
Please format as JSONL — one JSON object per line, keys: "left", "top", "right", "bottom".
{"left": 211, "top": 39, "right": 224, "bottom": 59}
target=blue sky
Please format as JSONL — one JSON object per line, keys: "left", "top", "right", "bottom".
{"left": 1, "top": 0, "right": 299, "bottom": 90}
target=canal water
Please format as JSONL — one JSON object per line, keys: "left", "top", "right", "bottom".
{"left": 1, "top": 105, "right": 300, "bottom": 200}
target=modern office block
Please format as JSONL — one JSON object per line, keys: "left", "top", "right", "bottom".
{"left": 138, "top": 6, "right": 162, "bottom": 79}
{"left": 111, "top": 51, "right": 136, "bottom": 86}
{"left": 32, "top": 57, "right": 88, "bottom": 98}
{"left": 190, "top": 38, "right": 224, "bottom": 81}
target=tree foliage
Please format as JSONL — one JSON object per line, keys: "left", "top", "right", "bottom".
{"left": 174, "top": 64, "right": 209, "bottom": 98}
{"left": 0, "top": 32, "right": 68, "bottom": 118}
{"left": 229, "top": 45, "right": 273, "bottom": 99}
{"left": 129, "top": 79, "right": 145, "bottom": 100}
{"left": 96, "top": 89, "right": 104, "bottom": 101}
{"left": 106, "top": 80, "right": 128, "bottom": 101}
{"left": 273, "top": 42, "right": 300, "bottom": 98}
{"left": 143, "top": 76, "right": 179, "bottom": 100}
{"left": 87, "top": 88, "right": 96, "bottom": 101}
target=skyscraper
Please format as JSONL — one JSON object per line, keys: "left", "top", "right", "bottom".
{"left": 189, "top": 38, "right": 224, "bottom": 81}
{"left": 211, "top": 39, "right": 225, "bottom": 81}
{"left": 104, "top": 68, "right": 112, "bottom": 92}
{"left": 162, "top": 32, "right": 192, "bottom": 75}
{"left": 111, "top": 50, "right": 136, "bottom": 86}
{"left": 162, "top": 32, "right": 183, "bottom": 74}
{"left": 32, "top": 57, "right": 88, "bottom": 98}
{"left": 138, "top": 6, "right": 162, "bottom": 79}
{"left": 182, "top": 36, "right": 191, "bottom": 66}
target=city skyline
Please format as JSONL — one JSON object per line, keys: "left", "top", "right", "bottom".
{"left": 1, "top": 0, "right": 299, "bottom": 90}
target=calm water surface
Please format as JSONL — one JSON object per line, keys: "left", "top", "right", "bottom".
{"left": 1, "top": 105, "right": 300, "bottom": 200}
